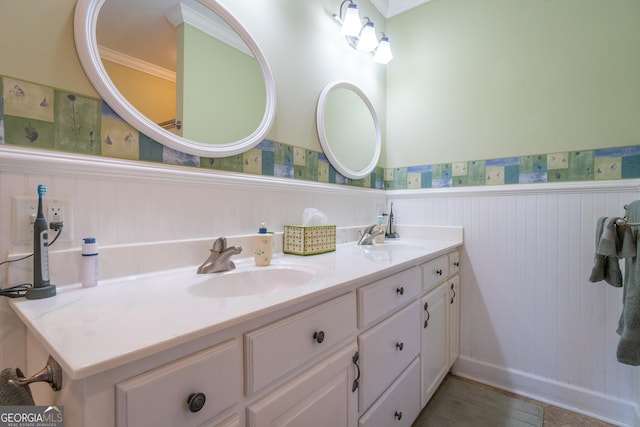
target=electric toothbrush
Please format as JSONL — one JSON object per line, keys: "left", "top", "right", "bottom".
{"left": 26, "top": 184, "right": 56, "bottom": 299}
{"left": 386, "top": 202, "right": 400, "bottom": 239}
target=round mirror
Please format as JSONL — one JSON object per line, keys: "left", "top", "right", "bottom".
{"left": 74, "top": 0, "right": 276, "bottom": 157}
{"left": 316, "top": 81, "right": 381, "bottom": 179}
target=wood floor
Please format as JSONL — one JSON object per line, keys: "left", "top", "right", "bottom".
{"left": 419, "top": 375, "right": 618, "bottom": 427}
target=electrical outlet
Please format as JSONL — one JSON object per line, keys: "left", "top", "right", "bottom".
{"left": 46, "top": 196, "right": 72, "bottom": 243}
{"left": 11, "top": 195, "right": 73, "bottom": 246}
{"left": 49, "top": 205, "right": 64, "bottom": 226}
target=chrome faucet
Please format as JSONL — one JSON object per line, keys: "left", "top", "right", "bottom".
{"left": 358, "top": 225, "right": 385, "bottom": 246}
{"left": 197, "top": 237, "right": 243, "bottom": 274}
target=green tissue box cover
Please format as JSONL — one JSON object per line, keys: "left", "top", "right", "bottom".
{"left": 283, "top": 225, "right": 336, "bottom": 255}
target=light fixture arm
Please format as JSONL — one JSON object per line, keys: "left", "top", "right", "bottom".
{"left": 338, "top": 0, "right": 355, "bottom": 20}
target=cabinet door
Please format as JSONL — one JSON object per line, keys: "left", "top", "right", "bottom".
{"left": 358, "top": 301, "right": 420, "bottom": 411}
{"left": 420, "top": 283, "right": 448, "bottom": 408}
{"left": 358, "top": 358, "right": 421, "bottom": 427}
{"left": 247, "top": 343, "right": 358, "bottom": 427}
{"left": 448, "top": 275, "right": 460, "bottom": 366}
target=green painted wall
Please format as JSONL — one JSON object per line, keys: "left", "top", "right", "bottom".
{"left": 179, "top": 24, "right": 265, "bottom": 144}
{"left": 386, "top": 0, "right": 640, "bottom": 167}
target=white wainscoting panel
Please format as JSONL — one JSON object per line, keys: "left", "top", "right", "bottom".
{"left": 390, "top": 182, "right": 640, "bottom": 426}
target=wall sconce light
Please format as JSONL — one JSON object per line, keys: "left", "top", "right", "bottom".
{"left": 339, "top": 1, "right": 361, "bottom": 37}
{"left": 333, "top": 0, "right": 393, "bottom": 64}
{"left": 373, "top": 33, "right": 393, "bottom": 64}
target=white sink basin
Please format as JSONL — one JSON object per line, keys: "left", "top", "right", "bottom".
{"left": 362, "top": 242, "right": 424, "bottom": 252}
{"left": 187, "top": 265, "right": 317, "bottom": 298}
{"left": 357, "top": 239, "right": 426, "bottom": 252}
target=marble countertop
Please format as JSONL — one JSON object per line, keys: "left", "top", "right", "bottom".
{"left": 10, "top": 236, "right": 462, "bottom": 380}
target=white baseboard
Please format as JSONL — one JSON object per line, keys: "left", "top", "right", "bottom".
{"left": 453, "top": 356, "right": 635, "bottom": 427}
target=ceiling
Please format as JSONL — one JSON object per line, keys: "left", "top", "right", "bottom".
{"left": 371, "top": 0, "right": 432, "bottom": 18}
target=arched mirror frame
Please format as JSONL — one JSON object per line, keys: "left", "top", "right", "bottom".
{"left": 74, "top": 0, "right": 276, "bottom": 158}
{"left": 316, "top": 81, "right": 382, "bottom": 179}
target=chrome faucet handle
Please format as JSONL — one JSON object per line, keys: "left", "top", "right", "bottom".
{"left": 362, "top": 224, "right": 377, "bottom": 234}
{"left": 212, "top": 237, "right": 227, "bottom": 253}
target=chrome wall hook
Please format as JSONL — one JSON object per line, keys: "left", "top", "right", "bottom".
{"left": 8, "top": 355, "right": 62, "bottom": 391}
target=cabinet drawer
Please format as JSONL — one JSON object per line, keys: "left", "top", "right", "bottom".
{"left": 422, "top": 255, "right": 448, "bottom": 292}
{"left": 358, "top": 267, "right": 421, "bottom": 328}
{"left": 116, "top": 340, "right": 241, "bottom": 427}
{"left": 247, "top": 343, "right": 358, "bottom": 427}
{"left": 358, "top": 357, "right": 421, "bottom": 427}
{"left": 449, "top": 251, "right": 460, "bottom": 275}
{"left": 245, "top": 293, "right": 356, "bottom": 394}
{"left": 358, "top": 300, "right": 420, "bottom": 411}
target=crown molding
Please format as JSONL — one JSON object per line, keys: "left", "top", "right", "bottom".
{"left": 98, "top": 45, "right": 176, "bottom": 82}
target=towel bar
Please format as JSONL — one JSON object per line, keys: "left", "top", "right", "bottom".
{"left": 616, "top": 205, "right": 640, "bottom": 227}
{"left": 8, "top": 355, "right": 62, "bottom": 391}
{"left": 615, "top": 218, "right": 640, "bottom": 227}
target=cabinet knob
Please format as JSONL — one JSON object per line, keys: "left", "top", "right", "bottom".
{"left": 187, "top": 392, "right": 206, "bottom": 413}
{"left": 396, "top": 342, "right": 404, "bottom": 351}
{"left": 313, "top": 330, "right": 325, "bottom": 344}
{"left": 394, "top": 411, "right": 403, "bottom": 421}
{"left": 396, "top": 286, "right": 404, "bottom": 296}
{"left": 436, "top": 269, "right": 443, "bottom": 276}
{"left": 454, "top": 261, "right": 460, "bottom": 267}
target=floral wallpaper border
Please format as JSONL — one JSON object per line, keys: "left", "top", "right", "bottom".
{"left": 1, "top": 75, "right": 638, "bottom": 191}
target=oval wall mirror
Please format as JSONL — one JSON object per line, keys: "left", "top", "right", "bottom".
{"left": 74, "top": 0, "right": 276, "bottom": 157}
{"left": 316, "top": 81, "right": 381, "bottom": 179}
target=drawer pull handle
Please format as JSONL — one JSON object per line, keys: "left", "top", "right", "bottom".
{"left": 396, "top": 342, "right": 404, "bottom": 351}
{"left": 436, "top": 269, "right": 443, "bottom": 276}
{"left": 313, "top": 330, "right": 325, "bottom": 344}
{"left": 451, "top": 283, "right": 456, "bottom": 304}
{"left": 395, "top": 411, "right": 403, "bottom": 421}
{"left": 396, "top": 286, "right": 404, "bottom": 296}
{"left": 424, "top": 302, "right": 430, "bottom": 328}
{"left": 352, "top": 351, "right": 360, "bottom": 392}
{"left": 454, "top": 261, "right": 460, "bottom": 267}
{"left": 187, "top": 392, "right": 206, "bottom": 413}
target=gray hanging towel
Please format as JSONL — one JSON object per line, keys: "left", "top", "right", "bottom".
{"left": 589, "top": 217, "right": 624, "bottom": 286}
{"left": 617, "top": 200, "right": 640, "bottom": 365}
{"left": 0, "top": 367, "right": 35, "bottom": 405}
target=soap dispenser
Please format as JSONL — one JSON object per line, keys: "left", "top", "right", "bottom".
{"left": 373, "top": 215, "right": 385, "bottom": 243}
{"left": 253, "top": 223, "right": 273, "bottom": 266}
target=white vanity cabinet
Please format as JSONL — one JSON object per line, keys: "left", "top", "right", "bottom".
{"left": 14, "top": 239, "right": 463, "bottom": 427}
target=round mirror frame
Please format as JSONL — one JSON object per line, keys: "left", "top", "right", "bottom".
{"left": 74, "top": 0, "right": 276, "bottom": 157}
{"left": 316, "top": 81, "right": 382, "bottom": 180}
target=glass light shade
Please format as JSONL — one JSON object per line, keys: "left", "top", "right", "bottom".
{"left": 356, "top": 22, "right": 377, "bottom": 52}
{"left": 373, "top": 36, "right": 393, "bottom": 64}
{"left": 340, "top": 4, "right": 361, "bottom": 37}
